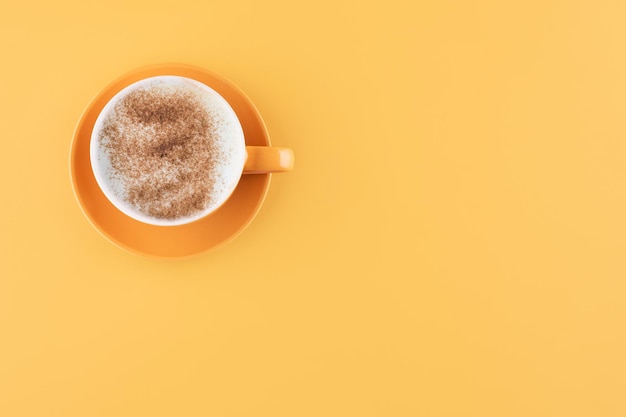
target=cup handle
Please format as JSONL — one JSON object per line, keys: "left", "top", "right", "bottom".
{"left": 243, "top": 146, "right": 294, "bottom": 174}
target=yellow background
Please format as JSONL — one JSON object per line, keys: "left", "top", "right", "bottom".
{"left": 0, "top": 0, "right": 624, "bottom": 415}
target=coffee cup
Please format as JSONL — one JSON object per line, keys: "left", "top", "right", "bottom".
{"left": 90, "top": 75, "right": 293, "bottom": 226}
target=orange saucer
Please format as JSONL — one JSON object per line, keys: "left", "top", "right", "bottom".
{"left": 70, "top": 64, "right": 271, "bottom": 259}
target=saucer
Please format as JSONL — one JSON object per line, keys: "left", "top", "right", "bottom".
{"left": 70, "top": 64, "right": 271, "bottom": 259}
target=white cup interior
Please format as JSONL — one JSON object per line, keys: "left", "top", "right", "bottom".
{"left": 90, "top": 76, "right": 246, "bottom": 226}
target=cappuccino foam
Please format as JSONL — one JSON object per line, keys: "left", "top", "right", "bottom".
{"left": 92, "top": 77, "right": 245, "bottom": 225}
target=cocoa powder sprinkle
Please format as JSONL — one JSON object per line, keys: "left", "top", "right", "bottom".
{"left": 99, "top": 83, "right": 225, "bottom": 220}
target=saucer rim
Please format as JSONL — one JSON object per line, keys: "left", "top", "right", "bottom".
{"left": 69, "top": 63, "right": 272, "bottom": 260}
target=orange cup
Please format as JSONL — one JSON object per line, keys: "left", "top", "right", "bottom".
{"left": 70, "top": 64, "right": 294, "bottom": 258}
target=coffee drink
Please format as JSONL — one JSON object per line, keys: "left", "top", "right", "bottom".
{"left": 91, "top": 76, "right": 246, "bottom": 226}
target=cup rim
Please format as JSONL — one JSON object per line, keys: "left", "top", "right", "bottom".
{"left": 89, "top": 74, "right": 247, "bottom": 227}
